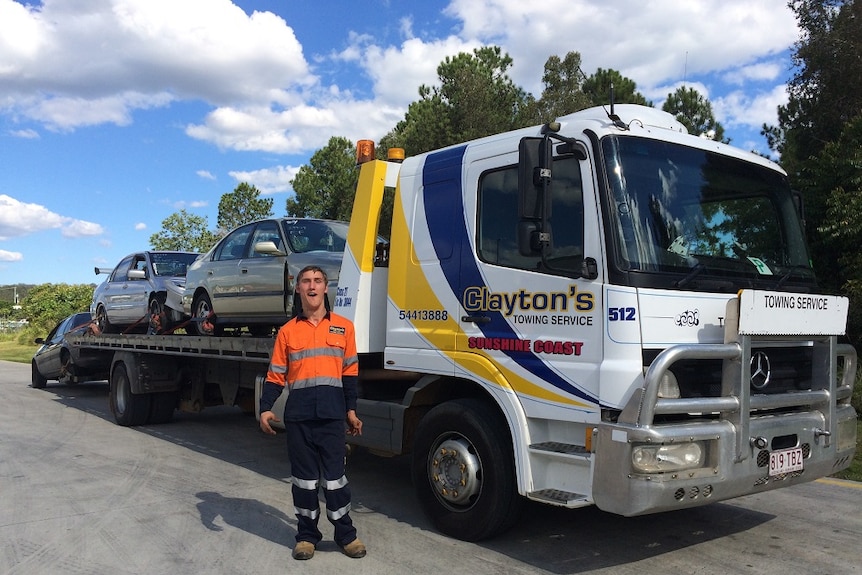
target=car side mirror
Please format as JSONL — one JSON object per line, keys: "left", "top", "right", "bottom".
{"left": 254, "top": 241, "right": 287, "bottom": 257}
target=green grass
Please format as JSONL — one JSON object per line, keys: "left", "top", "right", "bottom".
{"left": 832, "top": 419, "right": 862, "bottom": 482}
{"left": 0, "top": 332, "right": 38, "bottom": 364}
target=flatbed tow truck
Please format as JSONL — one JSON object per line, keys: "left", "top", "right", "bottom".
{"left": 66, "top": 104, "right": 858, "bottom": 541}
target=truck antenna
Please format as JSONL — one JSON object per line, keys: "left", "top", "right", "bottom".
{"left": 605, "top": 81, "right": 628, "bottom": 130}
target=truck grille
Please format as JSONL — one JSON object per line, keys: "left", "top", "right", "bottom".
{"left": 645, "top": 346, "right": 814, "bottom": 399}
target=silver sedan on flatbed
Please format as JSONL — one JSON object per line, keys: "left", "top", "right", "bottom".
{"left": 182, "top": 218, "right": 348, "bottom": 336}
{"left": 91, "top": 250, "right": 200, "bottom": 334}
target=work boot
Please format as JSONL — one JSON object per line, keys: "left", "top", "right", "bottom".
{"left": 341, "top": 538, "right": 366, "bottom": 559}
{"left": 292, "top": 541, "right": 315, "bottom": 560}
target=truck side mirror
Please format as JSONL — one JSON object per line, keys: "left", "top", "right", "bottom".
{"left": 517, "top": 221, "right": 554, "bottom": 257}
{"left": 518, "top": 137, "right": 552, "bottom": 220}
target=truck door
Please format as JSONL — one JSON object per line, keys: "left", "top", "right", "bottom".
{"left": 458, "top": 146, "right": 603, "bottom": 418}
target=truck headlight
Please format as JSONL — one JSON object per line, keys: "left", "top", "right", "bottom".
{"left": 632, "top": 442, "right": 704, "bottom": 474}
{"left": 657, "top": 371, "right": 680, "bottom": 399}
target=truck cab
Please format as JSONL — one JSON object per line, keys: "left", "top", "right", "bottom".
{"left": 336, "top": 104, "right": 857, "bottom": 539}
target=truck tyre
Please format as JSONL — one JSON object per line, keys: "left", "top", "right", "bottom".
{"left": 31, "top": 360, "right": 48, "bottom": 389}
{"left": 148, "top": 391, "right": 177, "bottom": 424}
{"left": 110, "top": 362, "right": 151, "bottom": 426}
{"left": 411, "top": 398, "right": 523, "bottom": 541}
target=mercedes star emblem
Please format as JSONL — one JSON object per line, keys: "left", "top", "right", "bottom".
{"left": 750, "top": 351, "right": 771, "bottom": 389}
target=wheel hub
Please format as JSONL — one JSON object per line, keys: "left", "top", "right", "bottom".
{"left": 428, "top": 437, "right": 481, "bottom": 505}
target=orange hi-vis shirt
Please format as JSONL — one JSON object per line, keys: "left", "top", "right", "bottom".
{"left": 263, "top": 311, "right": 359, "bottom": 421}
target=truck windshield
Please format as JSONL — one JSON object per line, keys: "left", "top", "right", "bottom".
{"left": 601, "top": 136, "right": 815, "bottom": 291}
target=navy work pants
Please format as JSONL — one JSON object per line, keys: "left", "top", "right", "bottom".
{"left": 285, "top": 419, "right": 357, "bottom": 546}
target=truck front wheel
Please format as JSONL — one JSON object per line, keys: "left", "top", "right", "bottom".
{"left": 110, "top": 362, "right": 151, "bottom": 426}
{"left": 411, "top": 398, "right": 523, "bottom": 541}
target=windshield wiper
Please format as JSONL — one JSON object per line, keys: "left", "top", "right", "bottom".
{"left": 674, "top": 262, "right": 706, "bottom": 288}
{"left": 776, "top": 265, "right": 814, "bottom": 289}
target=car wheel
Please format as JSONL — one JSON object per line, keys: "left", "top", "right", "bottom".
{"left": 95, "top": 304, "right": 116, "bottom": 334}
{"left": 411, "top": 398, "right": 523, "bottom": 541}
{"left": 148, "top": 295, "right": 169, "bottom": 335}
{"left": 191, "top": 292, "right": 220, "bottom": 336}
{"left": 60, "top": 349, "right": 78, "bottom": 385}
{"left": 31, "top": 360, "right": 48, "bottom": 389}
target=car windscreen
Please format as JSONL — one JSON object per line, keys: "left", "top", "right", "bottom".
{"left": 281, "top": 220, "right": 349, "bottom": 253}
{"left": 151, "top": 253, "right": 200, "bottom": 277}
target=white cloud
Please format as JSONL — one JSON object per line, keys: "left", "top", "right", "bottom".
{"left": 444, "top": 0, "right": 797, "bottom": 94}
{"left": 62, "top": 220, "right": 104, "bottom": 238}
{"left": 10, "top": 128, "right": 38, "bottom": 138}
{"left": 722, "top": 61, "right": 785, "bottom": 85}
{"left": 134, "top": 222, "right": 147, "bottom": 231}
{"left": 713, "top": 84, "right": 789, "bottom": 148}
{"left": 0, "top": 249, "right": 23, "bottom": 262}
{"left": 439, "top": 0, "right": 797, "bottom": 143}
{"left": 26, "top": 92, "right": 175, "bottom": 131}
{"left": 196, "top": 170, "right": 216, "bottom": 181}
{"left": 0, "top": 194, "right": 104, "bottom": 240}
{"left": 186, "top": 104, "right": 339, "bottom": 153}
{"left": 0, "top": 0, "right": 799, "bottom": 155}
{"left": 229, "top": 165, "right": 300, "bottom": 194}
{"left": 170, "top": 200, "right": 209, "bottom": 210}
{"left": 0, "top": 0, "right": 312, "bottom": 129}
{"left": 359, "top": 35, "right": 478, "bottom": 107}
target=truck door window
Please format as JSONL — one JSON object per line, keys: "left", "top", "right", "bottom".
{"left": 478, "top": 157, "right": 584, "bottom": 275}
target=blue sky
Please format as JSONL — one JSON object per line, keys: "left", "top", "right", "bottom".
{"left": 0, "top": 0, "right": 800, "bottom": 287}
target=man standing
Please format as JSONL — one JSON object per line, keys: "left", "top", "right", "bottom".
{"left": 259, "top": 265, "right": 366, "bottom": 560}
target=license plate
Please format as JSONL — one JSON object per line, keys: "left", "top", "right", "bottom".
{"left": 769, "top": 447, "right": 804, "bottom": 476}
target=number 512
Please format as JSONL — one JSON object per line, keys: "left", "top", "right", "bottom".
{"left": 608, "top": 307, "right": 636, "bottom": 321}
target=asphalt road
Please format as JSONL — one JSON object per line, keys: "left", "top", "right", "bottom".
{"left": 1, "top": 359, "right": 860, "bottom": 575}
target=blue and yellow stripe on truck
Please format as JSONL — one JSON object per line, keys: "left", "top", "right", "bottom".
{"left": 386, "top": 145, "right": 597, "bottom": 410}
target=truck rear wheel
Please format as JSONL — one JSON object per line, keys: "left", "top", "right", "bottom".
{"left": 110, "top": 362, "right": 151, "bottom": 426}
{"left": 411, "top": 398, "right": 523, "bottom": 541}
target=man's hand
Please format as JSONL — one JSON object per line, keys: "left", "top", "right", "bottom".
{"left": 259, "top": 410, "right": 280, "bottom": 435}
{"left": 346, "top": 410, "right": 363, "bottom": 436}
